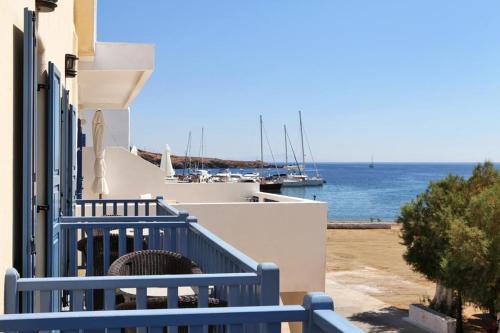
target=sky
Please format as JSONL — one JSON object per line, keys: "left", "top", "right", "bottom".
{"left": 97, "top": 1, "right": 500, "bottom": 162}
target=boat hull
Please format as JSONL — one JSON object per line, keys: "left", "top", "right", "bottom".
{"left": 281, "top": 178, "right": 325, "bottom": 187}
{"left": 260, "top": 182, "right": 282, "bottom": 193}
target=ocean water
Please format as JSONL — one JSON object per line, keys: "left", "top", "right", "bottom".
{"left": 280, "top": 163, "right": 482, "bottom": 221}
{"left": 207, "top": 163, "right": 494, "bottom": 221}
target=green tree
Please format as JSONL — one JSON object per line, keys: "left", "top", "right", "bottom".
{"left": 398, "top": 162, "right": 500, "bottom": 332}
{"left": 466, "top": 183, "right": 500, "bottom": 315}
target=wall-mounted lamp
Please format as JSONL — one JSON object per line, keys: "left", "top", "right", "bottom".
{"left": 36, "top": 0, "right": 58, "bottom": 12}
{"left": 65, "top": 54, "right": 78, "bottom": 78}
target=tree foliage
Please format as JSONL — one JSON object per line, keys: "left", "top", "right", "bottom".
{"left": 398, "top": 162, "right": 500, "bottom": 315}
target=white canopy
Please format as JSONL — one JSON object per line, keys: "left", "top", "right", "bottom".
{"left": 91, "top": 111, "right": 109, "bottom": 196}
{"left": 160, "top": 144, "right": 176, "bottom": 178}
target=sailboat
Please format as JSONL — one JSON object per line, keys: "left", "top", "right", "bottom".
{"left": 369, "top": 155, "right": 374, "bottom": 168}
{"left": 192, "top": 127, "right": 212, "bottom": 183}
{"left": 258, "top": 115, "right": 283, "bottom": 192}
{"left": 281, "top": 111, "right": 325, "bottom": 187}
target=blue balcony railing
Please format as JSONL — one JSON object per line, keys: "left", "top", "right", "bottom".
{"left": 5, "top": 197, "right": 362, "bottom": 332}
{"left": 12, "top": 198, "right": 279, "bottom": 313}
{"left": 4, "top": 267, "right": 275, "bottom": 312}
{"left": 75, "top": 197, "right": 175, "bottom": 217}
{"left": 0, "top": 293, "right": 363, "bottom": 333}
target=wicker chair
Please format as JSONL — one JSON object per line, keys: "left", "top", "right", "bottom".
{"left": 77, "top": 234, "right": 149, "bottom": 273}
{"left": 108, "top": 250, "right": 202, "bottom": 276}
{"left": 109, "top": 250, "right": 225, "bottom": 333}
{"left": 116, "top": 295, "right": 226, "bottom": 309}
{"left": 116, "top": 296, "right": 226, "bottom": 333}
{"left": 77, "top": 234, "right": 146, "bottom": 310}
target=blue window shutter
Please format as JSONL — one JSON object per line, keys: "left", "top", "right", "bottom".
{"left": 70, "top": 105, "right": 77, "bottom": 210}
{"left": 22, "top": 7, "right": 37, "bottom": 312}
{"left": 61, "top": 90, "right": 76, "bottom": 216}
{"left": 76, "top": 119, "right": 85, "bottom": 199}
{"left": 46, "top": 62, "right": 62, "bottom": 280}
{"left": 47, "top": 62, "right": 62, "bottom": 312}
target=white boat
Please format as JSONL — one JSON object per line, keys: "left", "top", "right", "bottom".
{"left": 258, "top": 115, "right": 283, "bottom": 192}
{"left": 281, "top": 112, "right": 325, "bottom": 187}
{"left": 212, "top": 169, "right": 234, "bottom": 182}
{"left": 282, "top": 174, "right": 324, "bottom": 187}
{"left": 230, "top": 173, "right": 258, "bottom": 183}
{"left": 243, "top": 172, "right": 259, "bottom": 178}
{"left": 192, "top": 169, "right": 212, "bottom": 183}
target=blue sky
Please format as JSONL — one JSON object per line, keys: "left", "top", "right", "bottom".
{"left": 97, "top": 1, "right": 500, "bottom": 162}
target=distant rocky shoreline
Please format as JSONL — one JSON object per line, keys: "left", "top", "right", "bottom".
{"left": 137, "top": 149, "right": 276, "bottom": 169}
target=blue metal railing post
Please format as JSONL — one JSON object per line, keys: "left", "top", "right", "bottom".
{"left": 186, "top": 216, "right": 198, "bottom": 259}
{"left": 258, "top": 263, "right": 279, "bottom": 306}
{"left": 258, "top": 263, "right": 280, "bottom": 333}
{"left": 155, "top": 196, "right": 164, "bottom": 215}
{"left": 5, "top": 268, "right": 20, "bottom": 314}
{"left": 302, "top": 293, "right": 333, "bottom": 333}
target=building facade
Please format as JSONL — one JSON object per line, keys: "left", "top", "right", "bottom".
{"left": 0, "top": 0, "right": 153, "bottom": 312}
{"left": 0, "top": 2, "right": 360, "bottom": 333}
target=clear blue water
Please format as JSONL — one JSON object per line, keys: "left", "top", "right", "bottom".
{"left": 281, "top": 163, "right": 481, "bottom": 221}
{"left": 206, "top": 163, "right": 495, "bottom": 221}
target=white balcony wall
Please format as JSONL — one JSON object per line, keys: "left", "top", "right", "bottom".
{"left": 173, "top": 199, "right": 327, "bottom": 293}
{"left": 82, "top": 147, "right": 258, "bottom": 201}
{"left": 82, "top": 146, "right": 327, "bottom": 295}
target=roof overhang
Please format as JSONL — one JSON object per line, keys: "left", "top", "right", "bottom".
{"left": 78, "top": 42, "right": 155, "bottom": 110}
{"left": 74, "top": 0, "right": 97, "bottom": 57}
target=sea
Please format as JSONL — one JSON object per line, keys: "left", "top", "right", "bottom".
{"left": 216, "top": 163, "right": 492, "bottom": 221}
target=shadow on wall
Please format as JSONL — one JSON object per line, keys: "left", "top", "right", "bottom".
{"left": 348, "top": 306, "right": 428, "bottom": 333}
{"left": 12, "top": 25, "right": 23, "bottom": 273}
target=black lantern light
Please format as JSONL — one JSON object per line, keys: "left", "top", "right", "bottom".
{"left": 36, "top": 0, "right": 58, "bottom": 12}
{"left": 65, "top": 54, "right": 78, "bottom": 78}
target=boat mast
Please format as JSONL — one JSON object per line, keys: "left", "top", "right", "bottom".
{"left": 201, "top": 127, "right": 204, "bottom": 170}
{"left": 260, "top": 115, "right": 264, "bottom": 171}
{"left": 187, "top": 131, "right": 192, "bottom": 172}
{"left": 284, "top": 124, "right": 288, "bottom": 167}
{"left": 299, "top": 110, "right": 305, "bottom": 171}
{"left": 285, "top": 128, "right": 303, "bottom": 175}
{"left": 183, "top": 131, "right": 192, "bottom": 175}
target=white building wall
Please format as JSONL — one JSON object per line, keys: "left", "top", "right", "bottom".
{"left": 82, "top": 109, "right": 130, "bottom": 149}
{"left": 82, "top": 147, "right": 258, "bottom": 201}
{"left": 82, "top": 146, "right": 327, "bottom": 295}
{"left": 173, "top": 201, "right": 327, "bottom": 293}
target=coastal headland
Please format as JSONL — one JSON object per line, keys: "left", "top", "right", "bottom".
{"left": 138, "top": 149, "right": 276, "bottom": 169}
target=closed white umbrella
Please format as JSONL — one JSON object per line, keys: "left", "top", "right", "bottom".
{"left": 160, "top": 144, "right": 176, "bottom": 178}
{"left": 91, "top": 110, "right": 109, "bottom": 198}
{"left": 130, "top": 145, "right": 138, "bottom": 155}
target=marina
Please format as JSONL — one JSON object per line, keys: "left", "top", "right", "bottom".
{"left": 1, "top": 1, "right": 498, "bottom": 332}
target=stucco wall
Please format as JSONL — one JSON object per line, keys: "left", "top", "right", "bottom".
{"left": 36, "top": 0, "right": 79, "bottom": 282}
{"left": 173, "top": 201, "right": 327, "bottom": 293}
{"left": 82, "top": 109, "right": 130, "bottom": 149}
{"left": 0, "top": 0, "right": 34, "bottom": 315}
{"left": 0, "top": 0, "right": 79, "bottom": 313}
{"left": 82, "top": 146, "right": 259, "bottom": 201}
{"left": 82, "top": 146, "right": 327, "bottom": 294}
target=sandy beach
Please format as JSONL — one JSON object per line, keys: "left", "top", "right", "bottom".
{"left": 325, "top": 226, "right": 486, "bottom": 332}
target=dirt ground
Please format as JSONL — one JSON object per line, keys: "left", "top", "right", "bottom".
{"left": 325, "top": 226, "right": 489, "bottom": 332}
{"left": 326, "top": 226, "right": 435, "bottom": 309}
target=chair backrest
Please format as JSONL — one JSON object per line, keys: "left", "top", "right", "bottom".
{"left": 108, "top": 250, "right": 202, "bottom": 276}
